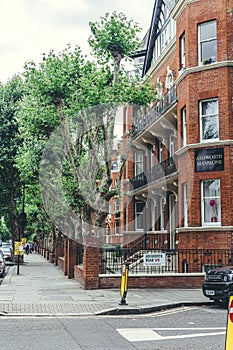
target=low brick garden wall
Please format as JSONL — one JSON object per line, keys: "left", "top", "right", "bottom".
{"left": 99, "top": 274, "right": 205, "bottom": 289}
{"left": 57, "top": 256, "right": 65, "bottom": 272}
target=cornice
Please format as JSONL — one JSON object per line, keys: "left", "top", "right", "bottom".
{"left": 177, "top": 226, "right": 233, "bottom": 232}
{"left": 176, "top": 61, "right": 233, "bottom": 85}
{"left": 171, "top": 0, "right": 199, "bottom": 20}
{"left": 176, "top": 140, "right": 233, "bottom": 156}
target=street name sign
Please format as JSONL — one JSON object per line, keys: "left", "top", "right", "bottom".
{"left": 143, "top": 253, "right": 166, "bottom": 266}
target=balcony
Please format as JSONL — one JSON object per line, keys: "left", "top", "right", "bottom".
{"left": 132, "top": 85, "right": 177, "bottom": 139}
{"left": 129, "top": 156, "right": 178, "bottom": 191}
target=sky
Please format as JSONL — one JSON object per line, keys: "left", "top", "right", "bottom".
{"left": 0, "top": 0, "right": 155, "bottom": 83}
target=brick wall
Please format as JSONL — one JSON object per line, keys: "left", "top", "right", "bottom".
{"left": 57, "top": 256, "right": 65, "bottom": 272}
{"left": 55, "top": 236, "right": 63, "bottom": 266}
{"left": 83, "top": 238, "right": 100, "bottom": 289}
{"left": 74, "top": 265, "right": 84, "bottom": 286}
{"left": 177, "top": 230, "right": 233, "bottom": 250}
{"left": 67, "top": 239, "right": 78, "bottom": 279}
{"left": 175, "top": 0, "right": 233, "bottom": 251}
{"left": 99, "top": 275, "right": 204, "bottom": 289}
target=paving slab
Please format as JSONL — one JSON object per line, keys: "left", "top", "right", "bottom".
{"left": 0, "top": 253, "right": 210, "bottom": 316}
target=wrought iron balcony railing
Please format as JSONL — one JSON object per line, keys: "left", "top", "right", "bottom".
{"left": 132, "top": 85, "right": 177, "bottom": 138}
{"left": 129, "top": 155, "right": 178, "bottom": 191}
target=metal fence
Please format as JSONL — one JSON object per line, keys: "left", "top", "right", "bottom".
{"left": 129, "top": 155, "right": 178, "bottom": 191}
{"left": 132, "top": 85, "right": 177, "bottom": 138}
{"left": 99, "top": 248, "right": 233, "bottom": 275}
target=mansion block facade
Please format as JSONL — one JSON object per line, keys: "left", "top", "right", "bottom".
{"left": 111, "top": 0, "right": 233, "bottom": 262}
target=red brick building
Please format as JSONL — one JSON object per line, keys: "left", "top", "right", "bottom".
{"left": 41, "top": 0, "right": 233, "bottom": 289}
{"left": 122, "top": 0, "right": 233, "bottom": 269}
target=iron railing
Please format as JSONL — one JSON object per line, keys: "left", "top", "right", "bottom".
{"left": 99, "top": 248, "right": 233, "bottom": 275}
{"left": 129, "top": 155, "right": 178, "bottom": 191}
{"left": 132, "top": 85, "right": 177, "bottom": 138}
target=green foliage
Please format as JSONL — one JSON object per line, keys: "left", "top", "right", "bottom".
{"left": 0, "top": 76, "right": 25, "bottom": 241}
{"left": 16, "top": 46, "right": 86, "bottom": 182}
{"left": 0, "top": 218, "right": 10, "bottom": 241}
{"left": 13, "top": 11, "right": 156, "bottom": 235}
{"left": 22, "top": 184, "right": 53, "bottom": 237}
{"left": 23, "top": 45, "right": 85, "bottom": 106}
{"left": 88, "top": 12, "right": 142, "bottom": 61}
{"left": 125, "top": 80, "right": 156, "bottom": 107}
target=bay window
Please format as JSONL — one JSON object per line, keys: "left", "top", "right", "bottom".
{"left": 201, "top": 179, "right": 221, "bottom": 225}
{"left": 200, "top": 98, "right": 219, "bottom": 142}
{"left": 182, "top": 106, "right": 187, "bottom": 146}
{"left": 198, "top": 20, "right": 217, "bottom": 65}
{"left": 183, "top": 183, "right": 188, "bottom": 227}
{"left": 180, "top": 32, "right": 186, "bottom": 69}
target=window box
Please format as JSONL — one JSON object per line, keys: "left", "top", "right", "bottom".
{"left": 202, "top": 57, "right": 214, "bottom": 65}
{"left": 203, "top": 58, "right": 211, "bottom": 65}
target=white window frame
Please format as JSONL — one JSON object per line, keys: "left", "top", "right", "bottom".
{"left": 169, "top": 134, "right": 175, "bottom": 157}
{"left": 180, "top": 32, "right": 186, "bottom": 69}
{"left": 152, "top": 13, "right": 176, "bottom": 64}
{"left": 200, "top": 98, "right": 219, "bottom": 142}
{"left": 115, "top": 201, "right": 120, "bottom": 213}
{"left": 158, "top": 140, "right": 163, "bottom": 163}
{"left": 182, "top": 106, "right": 187, "bottom": 146}
{"left": 160, "top": 197, "right": 165, "bottom": 231}
{"left": 134, "top": 151, "right": 144, "bottom": 176}
{"left": 135, "top": 202, "right": 144, "bottom": 231}
{"left": 201, "top": 179, "right": 221, "bottom": 226}
{"left": 183, "top": 183, "right": 188, "bottom": 227}
{"left": 150, "top": 199, "right": 155, "bottom": 231}
{"left": 198, "top": 20, "right": 217, "bottom": 65}
{"left": 115, "top": 221, "right": 120, "bottom": 235}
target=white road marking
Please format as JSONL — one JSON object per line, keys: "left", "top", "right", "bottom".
{"left": 139, "top": 306, "right": 197, "bottom": 318}
{"left": 117, "top": 327, "right": 226, "bottom": 342}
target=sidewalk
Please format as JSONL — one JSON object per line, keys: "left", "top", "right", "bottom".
{"left": 0, "top": 253, "right": 210, "bottom": 316}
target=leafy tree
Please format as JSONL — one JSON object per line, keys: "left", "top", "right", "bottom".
{"left": 16, "top": 12, "right": 156, "bottom": 243}
{"left": 88, "top": 11, "right": 142, "bottom": 82}
{"left": 0, "top": 76, "right": 25, "bottom": 246}
{"left": 0, "top": 217, "right": 11, "bottom": 241}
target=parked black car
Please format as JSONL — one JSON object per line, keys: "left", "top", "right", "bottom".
{"left": 202, "top": 266, "right": 233, "bottom": 304}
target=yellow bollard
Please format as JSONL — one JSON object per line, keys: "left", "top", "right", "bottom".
{"left": 225, "top": 295, "right": 233, "bottom": 349}
{"left": 120, "top": 263, "right": 129, "bottom": 305}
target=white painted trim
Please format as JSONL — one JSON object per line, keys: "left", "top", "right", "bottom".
{"left": 176, "top": 140, "right": 233, "bottom": 156}
{"left": 177, "top": 226, "right": 233, "bottom": 232}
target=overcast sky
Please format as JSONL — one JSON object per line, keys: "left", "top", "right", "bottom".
{"left": 0, "top": 0, "right": 155, "bottom": 83}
